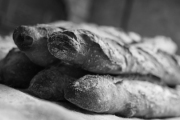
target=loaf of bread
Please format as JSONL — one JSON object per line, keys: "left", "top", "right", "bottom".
{"left": 48, "top": 29, "right": 180, "bottom": 85}
{"left": 12, "top": 22, "right": 137, "bottom": 67}
{"left": 27, "top": 64, "right": 89, "bottom": 100}
{"left": 9, "top": 21, "right": 180, "bottom": 119}
{"left": 65, "top": 75, "right": 180, "bottom": 118}
{"left": 0, "top": 48, "right": 43, "bottom": 88}
{"left": 13, "top": 24, "right": 65, "bottom": 66}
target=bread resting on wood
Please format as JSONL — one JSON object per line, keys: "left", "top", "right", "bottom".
{"left": 48, "top": 29, "right": 180, "bottom": 85}
{"left": 64, "top": 75, "right": 180, "bottom": 118}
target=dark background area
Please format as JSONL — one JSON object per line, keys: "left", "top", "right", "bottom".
{"left": 0, "top": 0, "right": 67, "bottom": 35}
{"left": 0, "top": 0, "right": 180, "bottom": 53}
{"left": 89, "top": 0, "right": 180, "bottom": 54}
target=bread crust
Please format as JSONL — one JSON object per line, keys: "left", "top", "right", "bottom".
{"left": 27, "top": 65, "right": 89, "bottom": 100}
{"left": 13, "top": 25, "right": 64, "bottom": 66}
{"left": 0, "top": 48, "right": 43, "bottom": 88}
{"left": 64, "top": 75, "right": 180, "bottom": 118}
{"left": 48, "top": 29, "right": 180, "bottom": 85}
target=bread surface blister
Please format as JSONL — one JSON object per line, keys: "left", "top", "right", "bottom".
{"left": 0, "top": 21, "right": 179, "bottom": 119}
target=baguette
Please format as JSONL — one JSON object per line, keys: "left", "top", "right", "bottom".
{"left": 0, "top": 48, "right": 43, "bottom": 88}
{"left": 12, "top": 22, "right": 132, "bottom": 67}
{"left": 13, "top": 24, "right": 65, "bottom": 66}
{"left": 64, "top": 75, "right": 180, "bottom": 118}
{"left": 12, "top": 23, "right": 136, "bottom": 67}
{"left": 27, "top": 65, "right": 88, "bottom": 100}
{"left": 13, "top": 22, "right": 177, "bottom": 67}
{"left": 48, "top": 29, "right": 180, "bottom": 85}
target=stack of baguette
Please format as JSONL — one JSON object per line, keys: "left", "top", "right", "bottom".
{"left": 1, "top": 21, "right": 180, "bottom": 119}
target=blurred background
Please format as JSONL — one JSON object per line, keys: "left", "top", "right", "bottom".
{"left": 0, "top": 0, "right": 180, "bottom": 53}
